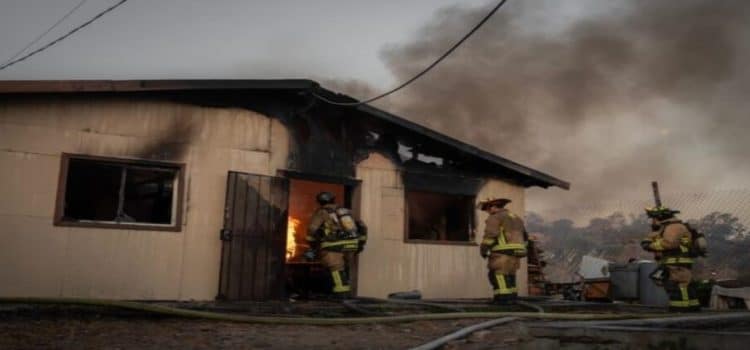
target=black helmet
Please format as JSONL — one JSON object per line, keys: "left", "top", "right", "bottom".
{"left": 316, "top": 191, "right": 335, "bottom": 205}
{"left": 477, "top": 197, "right": 511, "bottom": 211}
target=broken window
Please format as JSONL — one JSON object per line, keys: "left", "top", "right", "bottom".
{"left": 405, "top": 190, "right": 475, "bottom": 243}
{"left": 56, "top": 155, "right": 183, "bottom": 231}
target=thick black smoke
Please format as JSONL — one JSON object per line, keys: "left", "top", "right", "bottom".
{"left": 340, "top": 0, "right": 750, "bottom": 215}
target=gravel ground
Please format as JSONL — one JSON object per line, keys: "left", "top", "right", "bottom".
{"left": 0, "top": 316, "right": 527, "bottom": 350}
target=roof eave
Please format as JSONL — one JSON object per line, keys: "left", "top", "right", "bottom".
{"left": 0, "top": 79, "right": 317, "bottom": 93}
{"left": 353, "top": 102, "right": 570, "bottom": 190}
{"left": 0, "top": 79, "right": 570, "bottom": 190}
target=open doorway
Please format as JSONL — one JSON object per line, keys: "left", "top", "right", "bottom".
{"left": 285, "top": 177, "right": 355, "bottom": 298}
{"left": 217, "top": 170, "right": 359, "bottom": 301}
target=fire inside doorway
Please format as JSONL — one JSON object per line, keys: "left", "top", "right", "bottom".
{"left": 285, "top": 178, "right": 351, "bottom": 299}
{"left": 216, "top": 172, "right": 359, "bottom": 301}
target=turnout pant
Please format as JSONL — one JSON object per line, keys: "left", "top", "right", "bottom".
{"left": 663, "top": 264, "right": 699, "bottom": 312}
{"left": 320, "top": 250, "right": 355, "bottom": 296}
{"left": 487, "top": 253, "right": 520, "bottom": 303}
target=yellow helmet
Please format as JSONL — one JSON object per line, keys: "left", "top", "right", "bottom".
{"left": 644, "top": 206, "right": 680, "bottom": 219}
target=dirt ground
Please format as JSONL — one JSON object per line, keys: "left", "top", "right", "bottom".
{"left": 0, "top": 316, "right": 526, "bottom": 350}
{"left": 5, "top": 301, "right": 735, "bottom": 349}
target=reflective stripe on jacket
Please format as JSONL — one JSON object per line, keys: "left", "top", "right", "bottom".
{"left": 306, "top": 204, "right": 363, "bottom": 252}
{"left": 489, "top": 229, "right": 527, "bottom": 256}
{"left": 481, "top": 209, "right": 527, "bottom": 257}
{"left": 321, "top": 239, "right": 359, "bottom": 251}
{"left": 648, "top": 219, "right": 693, "bottom": 265}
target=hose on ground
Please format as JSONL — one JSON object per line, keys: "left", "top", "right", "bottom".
{"left": 0, "top": 297, "right": 671, "bottom": 325}
{"left": 408, "top": 299, "right": 543, "bottom": 349}
{"left": 409, "top": 317, "right": 518, "bottom": 350}
{"left": 343, "top": 298, "right": 542, "bottom": 315}
{"left": 355, "top": 297, "right": 465, "bottom": 312}
{"left": 516, "top": 300, "right": 544, "bottom": 313}
{"left": 341, "top": 299, "right": 381, "bottom": 316}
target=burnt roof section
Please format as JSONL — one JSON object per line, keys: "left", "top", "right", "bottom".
{"left": 0, "top": 79, "right": 569, "bottom": 189}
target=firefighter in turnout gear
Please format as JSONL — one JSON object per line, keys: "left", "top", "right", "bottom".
{"left": 305, "top": 191, "right": 367, "bottom": 298}
{"left": 641, "top": 206, "right": 702, "bottom": 312}
{"left": 479, "top": 197, "right": 527, "bottom": 305}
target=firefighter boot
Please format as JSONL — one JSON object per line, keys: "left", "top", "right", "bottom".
{"left": 687, "top": 283, "right": 701, "bottom": 312}
{"left": 665, "top": 282, "right": 699, "bottom": 312}
{"left": 330, "top": 269, "right": 351, "bottom": 299}
{"left": 489, "top": 271, "right": 517, "bottom": 305}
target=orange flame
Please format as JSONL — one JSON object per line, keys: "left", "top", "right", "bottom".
{"left": 286, "top": 217, "right": 301, "bottom": 261}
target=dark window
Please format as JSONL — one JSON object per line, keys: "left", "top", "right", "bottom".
{"left": 405, "top": 190, "right": 475, "bottom": 244}
{"left": 56, "top": 155, "right": 183, "bottom": 231}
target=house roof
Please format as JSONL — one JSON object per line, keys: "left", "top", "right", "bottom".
{"left": 0, "top": 79, "right": 569, "bottom": 190}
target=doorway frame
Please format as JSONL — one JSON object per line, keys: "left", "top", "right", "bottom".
{"left": 278, "top": 169, "right": 363, "bottom": 295}
{"left": 278, "top": 170, "right": 361, "bottom": 207}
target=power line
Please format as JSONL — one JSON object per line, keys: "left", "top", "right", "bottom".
{"left": 312, "top": 0, "right": 509, "bottom": 107}
{"left": 1, "top": 0, "right": 89, "bottom": 67}
{"left": 0, "top": 0, "right": 128, "bottom": 72}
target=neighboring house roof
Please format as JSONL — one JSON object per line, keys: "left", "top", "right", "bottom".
{"left": 0, "top": 79, "right": 570, "bottom": 190}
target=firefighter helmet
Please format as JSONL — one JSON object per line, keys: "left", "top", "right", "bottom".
{"left": 478, "top": 197, "right": 511, "bottom": 211}
{"left": 645, "top": 206, "right": 680, "bottom": 220}
{"left": 316, "top": 191, "right": 336, "bottom": 205}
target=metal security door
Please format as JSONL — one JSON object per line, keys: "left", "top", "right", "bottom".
{"left": 217, "top": 172, "right": 289, "bottom": 300}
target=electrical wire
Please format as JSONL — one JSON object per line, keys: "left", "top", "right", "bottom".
{"left": 312, "top": 0, "right": 509, "bottom": 107}
{"left": 0, "top": 0, "right": 128, "bottom": 72}
{"left": 1, "top": 0, "right": 89, "bottom": 67}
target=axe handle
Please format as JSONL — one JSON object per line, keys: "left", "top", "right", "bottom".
{"left": 652, "top": 181, "right": 662, "bottom": 207}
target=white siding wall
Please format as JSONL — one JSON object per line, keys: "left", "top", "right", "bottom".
{"left": 0, "top": 96, "right": 530, "bottom": 301}
{"left": 355, "top": 153, "right": 527, "bottom": 299}
{"left": 0, "top": 97, "right": 289, "bottom": 300}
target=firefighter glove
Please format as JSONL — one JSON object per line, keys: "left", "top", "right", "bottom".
{"left": 303, "top": 249, "right": 316, "bottom": 261}
{"left": 480, "top": 246, "right": 490, "bottom": 258}
{"left": 640, "top": 239, "right": 653, "bottom": 251}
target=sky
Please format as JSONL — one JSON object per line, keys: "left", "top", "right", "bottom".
{"left": 374, "top": 0, "right": 750, "bottom": 219}
{"left": 0, "top": 0, "right": 492, "bottom": 87}
{"left": 2, "top": 0, "right": 749, "bottom": 219}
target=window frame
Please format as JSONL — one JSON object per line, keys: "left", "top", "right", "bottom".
{"left": 403, "top": 189, "right": 477, "bottom": 246}
{"left": 54, "top": 153, "right": 185, "bottom": 232}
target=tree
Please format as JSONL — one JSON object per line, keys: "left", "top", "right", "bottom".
{"left": 690, "top": 211, "right": 748, "bottom": 241}
{"left": 550, "top": 219, "right": 575, "bottom": 236}
{"left": 688, "top": 212, "right": 750, "bottom": 279}
{"left": 525, "top": 211, "right": 547, "bottom": 234}
{"left": 536, "top": 210, "right": 750, "bottom": 281}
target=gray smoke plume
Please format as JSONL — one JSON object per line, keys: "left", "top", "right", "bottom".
{"left": 341, "top": 0, "right": 750, "bottom": 215}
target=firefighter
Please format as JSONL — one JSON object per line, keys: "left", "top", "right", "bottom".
{"left": 305, "top": 191, "right": 367, "bottom": 298}
{"left": 479, "top": 197, "right": 528, "bottom": 305}
{"left": 641, "top": 206, "right": 701, "bottom": 312}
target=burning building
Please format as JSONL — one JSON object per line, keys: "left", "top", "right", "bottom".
{"left": 0, "top": 80, "right": 568, "bottom": 301}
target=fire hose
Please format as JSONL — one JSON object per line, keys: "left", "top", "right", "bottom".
{"left": 409, "top": 317, "right": 518, "bottom": 350}
{"left": 406, "top": 299, "right": 542, "bottom": 350}
{"left": 342, "top": 297, "right": 544, "bottom": 315}
{"left": 353, "top": 297, "right": 466, "bottom": 312}
{"left": 0, "top": 297, "right": 668, "bottom": 325}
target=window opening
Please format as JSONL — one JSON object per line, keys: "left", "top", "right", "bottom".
{"left": 58, "top": 156, "right": 181, "bottom": 230}
{"left": 406, "top": 190, "right": 474, "bottom": 243}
